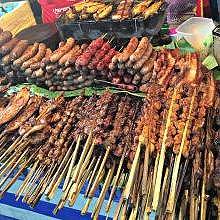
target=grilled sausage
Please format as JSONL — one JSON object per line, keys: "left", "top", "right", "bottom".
{"left": 50, "top": 38, "right": 75, "bottom": 63}
{"left": 133, "top": 45, "right": 153, "bottom": 70}
{"left": 10, "top": 40, "right": 29, "bottom": 60}
{"left": 40, "top": 48, "right": 53, "bottom": 68}
{"left": 118, "top": 37, "right": 139, "bottom": 63}
{"left": 21, "top": 43, "right": 47, "bottom": 70}
{"left": 140, "top": 52, "right": 157, "bottom": 75}
{"left": 0, "top": 31, "right": 13, "bottom": 47}
{"left": 0, "top": 38, "right": 19, "bottom": 55}
{"left": 129, "top": 37, "right": 149, "bottom": 62}
{"left": 13, "top": 43, "right": 39, "bottom": 67}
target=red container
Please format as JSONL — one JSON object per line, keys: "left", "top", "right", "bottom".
{"left": 39, "top": 0, "right": 83, "bottom": 23}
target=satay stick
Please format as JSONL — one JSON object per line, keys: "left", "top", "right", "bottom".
{"left": 47, "top": 158, "right": 71, "bottom": 200}
{"left": 85, "top": 154, "right": 102, "bottom": 197}
{"left": 81, "top": 169, "right": 105, "bottom": 214}
{"left": 0, "top": 149, "right": 36, "bottom": 198}
{"left": 113, "top": 195, "right": 124, "bottom": 220}
{"left": 146, "top": 153, "right": 159, "bottom": 213}
{"left": 123, "top": 136, "right": 143, "bottom": 200}
{"left": 129, "top": 196, "right": 140, "bottom": 220}
{"left": 88, "top": 146, "right": 110, "bottom": 197}
{"left": 16, "top": 160, "right": 39, "bottom": 200}
{"left": 0, "top": 152, "right": 20, "bottom": 179}
{"left": 178, "top": 190, "right": 189, "bottom": 220}
{"left": 68, "top": 160, "right": 96, "bottom": 207}
{"left": 0, "top": 136, "right": 22, "bottom": 161}
{"left": 30, "top": 164, "right": 58, "bottom": 207}
{"left": 0, "top": 147, "right": 29, "bottom": 189}
{"left": 166, "top": 88, "right": 196, "bottom": 213}
{"left": 70, "top": 139, "right": 96, "bottom": 194}
{"left": 45, "top": 144, "right": 73, "bottom": 196}
{"left": 27, "top": 165, "right": 52, "bottom": 205}
{"left": 22, "top": 164, "right": 46, "bottom": 203}
{"left": 152, "top": 87, "right": 178, "bottom": 211}
{"left": 63, "top": 135, "right": 81, "bottom": 191}
{"left": 201, "top": 149, "right": 208, "bottom": 220}
{"left": 72, "top": 130, "right": 93, "bottom": 183}
{"left": 92, "top": 162, "right": 115, "bottom": 219}
{"left": 189, "top": 167, "right": 195, "bottom": 220}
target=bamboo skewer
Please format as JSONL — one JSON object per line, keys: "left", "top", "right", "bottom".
{"left": 92, "top": 162, "right": 115, "bottom": 219}
{"left": 85, "top": 154, "right": 102, "bottom": 197}
{"left": 201, "top": 149, "right": 208, "bottom": 220}
{"left": 72, "top": 130, "right": 93, "bottom": 183}
{"left": 81, "top": 169, "right": 105, "bottom": 215}
{"left": 123, "top": 137, "right": 142, "bottom": 200}
{"left": 113, "top": 195, "right": 124, "bottom": 220}
{"left": 45, "top": 143, "right": 73, "bottom": 196}
{"left": 63, "top": 135, "right": 81, "bottom": 191}
{"left": 16, "top": 160, "right": 39, "bottom": 200}
{"left": 146, "top": 153, "right": 159, "bottom": 214}
{"left": 46, "top": 163, "right": 68, "bottom": 200}
{"left": 88, "top": 146, "right": 110, "bottom": 197}
{"left": 0, "top": 150, "right": 37, "bottom": 198}
{"left": 0, "top": 151, "right": 17, "bottom": 173}
{"left": 0, "top": 136, "right": 22, "bottom": 161}
{"left": 70, "top": 139, "right": 96, "bottom": 195}
{"left": 0, "top": 152, "right": 20, "bottom": 179}
{"left": 22, "top": 164, "right": 46, "bottom": 203}
{"left": 68, "top": 159, "right": 96, "bottom": 207}
{"left": 166, "top": 88, "right": 196, "bottom": 213}
{"left": 152, "top": 88, "right": 178, "bottom": 211}
{"left": 0, "top": 147, "right": 29, "bottom": 189}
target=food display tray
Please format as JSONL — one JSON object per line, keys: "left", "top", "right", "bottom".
{"left": 56, "top": 3, "right": 167, "bottom": 41}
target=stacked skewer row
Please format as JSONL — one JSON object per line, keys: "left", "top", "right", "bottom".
{"left": 0, "top": 28, "right": 179, "bottom": 92}
{"left": 0, "top": 49, "right": 219, "bottom": 219}
{"left": 61, "top": 0, "right": 164, "bottom": 22}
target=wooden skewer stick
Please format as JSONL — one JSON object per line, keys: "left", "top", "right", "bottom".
{"left": 92, "top": 162, "right": 116, "bottom": 219}
{"left": 63, "top": 135, "right": 81, "bottom": 191}
{"left": 72, "top": 130, "right": 93, "bottom": 183}
{"left": 84, "top": 154, "right": 102, "bottom": 197}
{"left": 45, "top": 143, "right": 73, "bottom": 196}
{"left": 146, "top": 153, "right": 159, "bottom": 214}
{"left": 81, "top": 169, "right": 105, "bottom": 215}
{"left": 0, "top": 151, "right": 17, "bottom": 173}
{"left": 178, "top": 190, "right": 189, "bottom": 220}
{"left": 81, "top": 198, "right": 92, "bottom": 215}
{"left": 152, "top": 88, "right": 178, "bottom": 211}
{"left": 123, "top": 136, "right": 143, "bottom": 200}
{"left": 30, "top": 164, "right": 57, "bottom": 207}
{"left": 113, "top": 195, "right": 124, "bottom": 220}
{"left": 47, "top": 159, "right": 70, "bottom": 200}
{"left": 22, "top": 164, "right": 46, "bottom": 203}
{"left": 88, "top": 146, "right": 110, "bottom": 197}
{"left": 200, "top": 149, "right": 208, "bottom": 220}
{"left": 27, "top": 166, "right": 51, "bottom": 205}
{"left": 106, "top": 142, "right": 129, "bottom": 212}
{"left": 0, "top": 147, "right": 29, "bottom": 189}
{"left": 16, "top": 160, "right": 39, "bottom": 200}
{"left": 166, "top": 88, "right": 196, "bottom": 213}
{"left": 129, "top": 196, "right": 140, "bottom": 220}
{"left": 68, "top": 159, "right": 96, "bottom": 207}
{"left": 0, "top": 152, "right": 20, "bottom": 179}
{"left": 0, "top": 150, "right": 38, "bottom": 198}
{"left": 0, "top": 136, "right": 22, "bottom": 162}
{"left": 70, "top": 139, "right": 96, "bottom": 195}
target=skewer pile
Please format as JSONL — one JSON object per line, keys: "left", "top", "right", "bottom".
{"left": 61, "top": 0, "right": 164, "bottom": 22}
{"left": 0, "top": 28, "right": 179, "bottom": 92}
{"left": 0, "top": 29, "right": 219, "bottom": 219}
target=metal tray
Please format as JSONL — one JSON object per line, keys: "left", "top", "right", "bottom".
{"left": 56, "top": 3, "right": 167, "bottom": 41}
